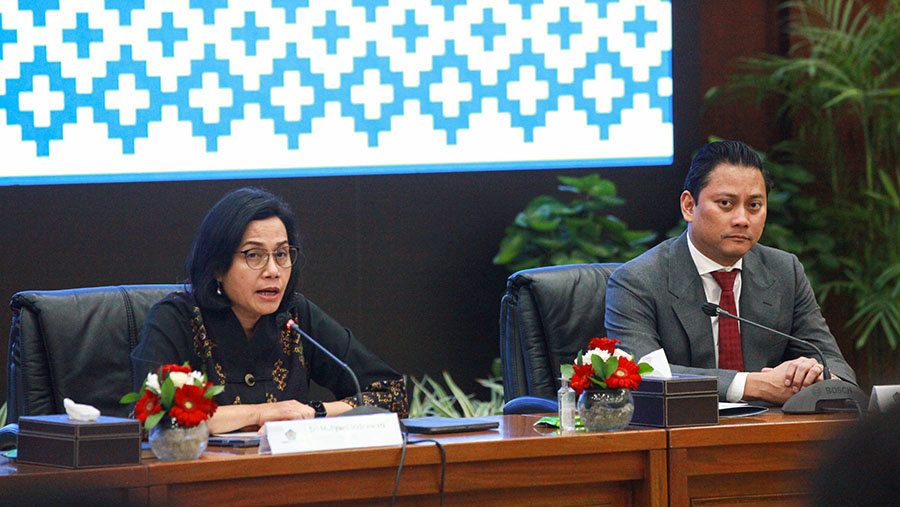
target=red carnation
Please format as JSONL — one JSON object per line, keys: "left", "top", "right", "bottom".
{"left": 569, "top": 363, "right": 595, "bottom": 396}
{"left": 588, "top": 337, "right": 620, "bottom": 354}
{"left": 604, "top": 356, "right": 642, "bottom": 390}
{"left": 134, "top": 390, "right": 161, "bottom": 424}
{"left": 160, "top": 364, "right": 191, "bottom": 377}
{"left": 169, "top": 384, "right": 217, "bottom": 427}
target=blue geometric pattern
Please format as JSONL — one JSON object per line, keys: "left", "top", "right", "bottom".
{"left": 148, "top": 12, "right": 187, "bottom": 58}
{"left": 0, "top": 0, "right": 673, "bottom": 185}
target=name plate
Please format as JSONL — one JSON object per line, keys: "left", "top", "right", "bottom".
{"left": 260, "top": 413, "right": 403, "bottom": 455}
{"left": 868, "top": 385, "right": 900, "bottom": 412}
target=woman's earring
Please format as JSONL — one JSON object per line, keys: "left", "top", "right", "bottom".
{"left": 216, "top": 281, "right": 223, "bottom": 295}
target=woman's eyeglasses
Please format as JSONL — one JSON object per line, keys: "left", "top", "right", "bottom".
{"left": 235, "top": 246, "right": 299, "bottom": 269}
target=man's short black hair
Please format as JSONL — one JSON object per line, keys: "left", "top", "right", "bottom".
{"left": 683, "top": 140, "right": 773, "bottom": 198}
{"left": 186, "top": 187, "right": 302, "bottom": 311}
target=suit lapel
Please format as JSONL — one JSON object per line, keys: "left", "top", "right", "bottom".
{"left": 668, "top": 234, "right": 718, "bottom": 368}
{"left": 738, "top": 247, "right": 781, "bottom": 370}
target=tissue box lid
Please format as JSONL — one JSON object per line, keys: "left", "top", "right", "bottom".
{"left": 18, "top": 414, "right": 141, "bottom": 439}
{"left": 635, "top": 374, "right": 718, "bottom": 396}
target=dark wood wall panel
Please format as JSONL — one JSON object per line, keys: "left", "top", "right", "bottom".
{"left": 1, "top": 1, "right": 792, "bottom": 401}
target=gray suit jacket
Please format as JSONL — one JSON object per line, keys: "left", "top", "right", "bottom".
{"left": 605, "top": 233, "right": 856, "bottom": 400}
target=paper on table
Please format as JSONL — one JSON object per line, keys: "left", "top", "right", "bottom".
{"left": 212, "top": 431, "right": 261, "bottom": 438}
{"left": 638, "top": 348, "right": 673, "bottom": 378}
{"left": 718, "top": 402, "right": 768, "bottom": 417}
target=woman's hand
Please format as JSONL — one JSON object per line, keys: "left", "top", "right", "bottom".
{"left": 256, "top": 400, "right": 317, "bottom": 426}
{"left": 208, "top": 401, "right": 315, "bottom": 434}
{"left": 209, "top": 400, "right": 356, "bottom": 434}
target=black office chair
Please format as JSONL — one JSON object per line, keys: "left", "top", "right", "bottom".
{"left": 3, "top": 284, "right": 180, "bottom": 448}
{"left": 499, "top": 263, "right": 620, "bottom": 414}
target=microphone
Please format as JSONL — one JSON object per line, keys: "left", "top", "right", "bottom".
{"left": 278, "top": 313, "right": 388, "bottom": 416}
{"left": 700, "top": 302, "right": 867, "bottom": 413}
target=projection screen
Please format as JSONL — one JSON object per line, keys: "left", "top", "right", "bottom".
{"left": 0, "top": 0, "right": 672, "bottom": 185}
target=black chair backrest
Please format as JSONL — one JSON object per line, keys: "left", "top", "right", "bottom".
{"left": 499, "top": 263, "right": 620, "bottom": 402}
{"left": 6, "top": 285, "right": 180, "bottom": 423}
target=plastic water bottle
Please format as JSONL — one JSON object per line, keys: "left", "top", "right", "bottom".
{"left": 558, "top": 376, "right": 576, "bottom": 432}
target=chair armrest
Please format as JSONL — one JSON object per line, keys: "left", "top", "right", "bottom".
{"left": 0, "top": 423, "right": 19, "bottom": 451}
{"left": 503, "top": 396, "right": 558, "bottom": 415}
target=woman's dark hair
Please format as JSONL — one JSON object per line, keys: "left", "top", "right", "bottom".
{"left": 187, "top": 187, "right": 302, "bottom": 311}
{"left": 683, "top": 140, "right": 773, "bottom": 198}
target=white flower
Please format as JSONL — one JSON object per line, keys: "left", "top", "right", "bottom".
{"left": 189, "top": 370, "right": 205, "bottom": 386}
{"left": 168, "top": 371, "right": 190, "bottom": 388}
{"left": 582, "top": 348, "right": 612, "bottom": 365}
{"left": 613, "top": 349, "right": 633, "bottom": 361}
{"left": 145, "top": 373, "right": 160, "bottom": 393}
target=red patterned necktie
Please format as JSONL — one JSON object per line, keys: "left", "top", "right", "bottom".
{"left": 711, "top": 270, "right": 744, "bottom": 371}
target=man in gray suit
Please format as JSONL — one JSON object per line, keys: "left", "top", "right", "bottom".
{"left": 605, "top": 140, "right": 855, "bottom": 403}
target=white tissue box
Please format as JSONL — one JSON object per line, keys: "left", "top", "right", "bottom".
{"left": 17, "top": 414, "right": 142, "bottom": 468}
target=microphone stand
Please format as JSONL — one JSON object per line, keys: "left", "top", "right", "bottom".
{"left": 281, "top": 315, "right": 389, "bottom": 416}
{"left": 701, "top": 303, "right": 868, "bottom": 414}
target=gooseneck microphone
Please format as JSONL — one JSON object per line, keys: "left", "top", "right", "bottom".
{"left": 701, "top": 302, "right": 832, "bottom": 378}
{"left": 700, "top": 302, "right": 867, "bottom": 414}
{"left": 278, "top": 313, "right": 388, "bottom": 416}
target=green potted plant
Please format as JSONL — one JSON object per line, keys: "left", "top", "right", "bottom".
{"left": 493, "top": 174, "right": 656, "bottom": 273}
{"left": 707, "top": 0, "right": 900, "bottom": 383}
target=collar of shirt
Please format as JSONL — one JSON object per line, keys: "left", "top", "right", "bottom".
{"left": 686, "top": 234, "right": 743, "bottom": 277}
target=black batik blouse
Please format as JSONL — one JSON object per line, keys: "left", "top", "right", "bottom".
{"left": 132, "top": 291, "right": 408, "bottom": 418}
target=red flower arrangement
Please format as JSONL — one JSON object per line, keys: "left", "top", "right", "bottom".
{"left": 561, "top": 337, "right": 653, "bottom": 395}
{"left": 120, "top": 363, "right": 223, "bottom": 430}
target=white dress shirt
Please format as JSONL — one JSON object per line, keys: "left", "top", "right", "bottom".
{"left": 686, "top": 236, "right": 749, "bottom": 402}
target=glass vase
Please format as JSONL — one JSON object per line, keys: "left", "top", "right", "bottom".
{"left": 577, "top": 388, "right": 634, "bottom": 432}
{"left": 148, "top": 420, "right": 209, "bottom": 461}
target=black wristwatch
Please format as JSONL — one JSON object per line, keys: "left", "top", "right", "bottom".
{"left": 309, "top": 400, "right": 326, "bottom": 418}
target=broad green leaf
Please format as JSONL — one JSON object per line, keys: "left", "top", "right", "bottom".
{"left": 145, "top": 411, "right": 164, "bottom": 431}
{"left": 160, "top": 378, "right": 175, "bottom": 408}
{"left": 493, "top": 233, "right": 526, "bottom": 265}
{"left": 119, "top": 392, "right": 142, "bottom": 404}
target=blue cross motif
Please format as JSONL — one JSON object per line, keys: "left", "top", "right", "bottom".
{"left": 393, "top": 9, "right": 428, "bottom": 53}
{"left": 624, "top": 5, "right": 657, "bottom": 48}
{"left": 509, "top": 0, "right": 541, "bottom": 20}
{"left": 89, "top": 45, "right": 163, "bottom": 154}
{"left": 0, "top": 14, "right": 17, "bottom": 59}
{"left": 62, "top": 13, "right": 103, "bottom": 59}
{"left": 17, "top": 0, "right": 60, "bottom": 27}
{"left": 189, "top": 0, "right": 228, "bottom": 25}
{"left": 2, "top": 45, "right": 79, "bottom": 156}
{"left": 430, "top": 0, "right": 466, "bottom": 21}
{"left": 272, "top": 0, "right": 309, "bottom": 24}
{"left": 471, "top": 8, "right": 505, "bottom": 52}
{"left": 148, "top": 12, "right": 187, "bottom": 58}
{"left": 548, "top": 7, "right": 581, "bottom": 50}
{"left": 313, "top": 10, "right": 349, "bottom": 55}
{"left": 352, "top": 0, "right": 389, "bottom": 23}
{"left": 584, "top": 0, "right": 613, "bottom": 18}
{"left": 232, "top": 12, "right": 269, "bottom": 57}
{"left": 104, "top": 0, "right": 145, "bottom": 26}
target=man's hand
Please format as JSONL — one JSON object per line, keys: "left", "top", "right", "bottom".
{"left": 743, "top": 357, "right": 825, "bottom": 405}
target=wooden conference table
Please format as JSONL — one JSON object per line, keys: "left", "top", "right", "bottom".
{"left": 2, "top": 411, "right": 855, "bottom": 506}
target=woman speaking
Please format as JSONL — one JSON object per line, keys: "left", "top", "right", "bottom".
{"left": 132, "top": 187, "right": 408, "bottom": 433}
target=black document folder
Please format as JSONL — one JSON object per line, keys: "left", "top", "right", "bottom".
{"left": 400, "top": 417, "right": 499, "bottom": 434}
